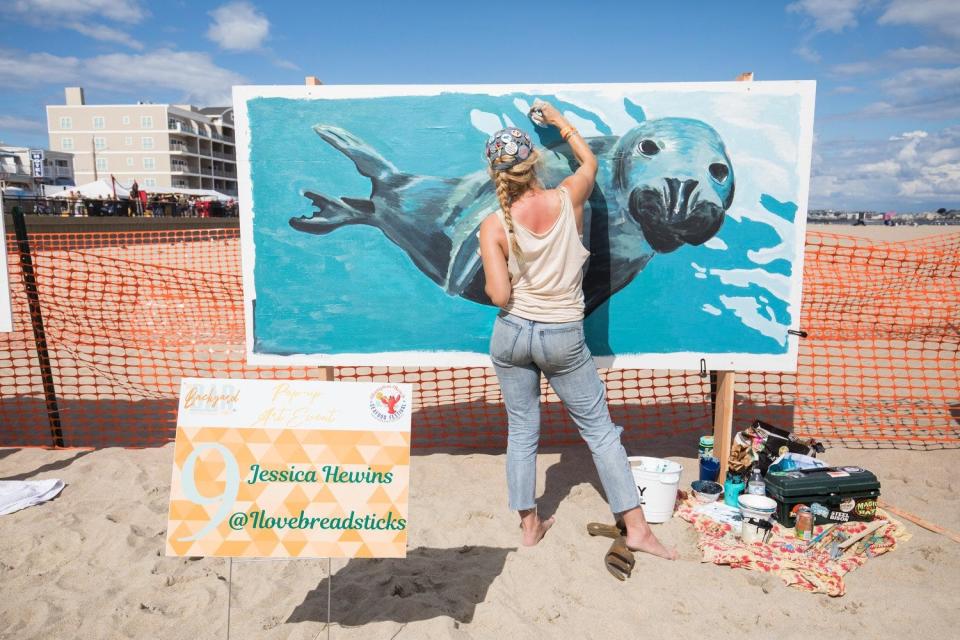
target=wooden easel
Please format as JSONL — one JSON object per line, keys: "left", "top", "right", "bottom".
{"left": 710, "top": 71, "right": 755, "bottom": 485}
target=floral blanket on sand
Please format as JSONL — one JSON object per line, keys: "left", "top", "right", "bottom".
{"left": 676, "top": 497, "right": 910, "bottom": 596}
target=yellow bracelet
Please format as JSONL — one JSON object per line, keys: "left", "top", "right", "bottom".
{"left": 560, "top": 126, "right": 578, "bottom": 141}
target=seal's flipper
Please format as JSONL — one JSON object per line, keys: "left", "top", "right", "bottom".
{"left": 289, "top": 191, "right": 371, "bottom": 234}
{"left": 314, "top": 125, "right": 399, "bottom": 186}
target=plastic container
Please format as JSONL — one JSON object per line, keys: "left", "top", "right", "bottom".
{"left": 698, "top": 435, "right": 714, "bottom": 459}
{"left": 765, "top": 466, "right": 880, "bottom": 526}
{"left": 691, "top": 480, "right": 723, "bottom": 503}
{"left": 747, "top": 468, "right": 766, "bottom": 496}
{"left": 738, "top": 494, "right": 777, "bottom": 521}
{"left": 723, "top": 474, "right": 746, "bottom": 507}
{"left": 699, "top": 456, "right": 720, "bottom": 482}
{"left": 628, "top": 456, "right": 683, "bottom": 523}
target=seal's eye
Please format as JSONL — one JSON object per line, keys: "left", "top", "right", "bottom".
{"left": 709, "top": 163, "right": 729, "bottom": 184}
{"left": 638, "top": 139, "right": 660, "bottom": 157}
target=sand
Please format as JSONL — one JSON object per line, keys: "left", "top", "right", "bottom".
{"left": 1, "top": 442, "right": 958, "bottom": 639}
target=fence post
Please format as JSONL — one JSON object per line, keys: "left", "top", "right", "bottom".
{"left": 11, "top": 209, "right": 64, "bottom": 447}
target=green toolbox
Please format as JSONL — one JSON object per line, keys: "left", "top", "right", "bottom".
{"left": 764, "top": 466, "right": 880, "bottom": 526}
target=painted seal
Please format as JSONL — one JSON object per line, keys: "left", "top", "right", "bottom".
{"left": 289, "top": 108, "right": 734, "bottom": 314}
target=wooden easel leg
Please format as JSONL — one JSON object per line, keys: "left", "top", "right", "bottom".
{"left": 318, "top": 366, "right": 334, "bottom": 381}
{"left": 712, "top": 371, "right": 735, "bottom": 485}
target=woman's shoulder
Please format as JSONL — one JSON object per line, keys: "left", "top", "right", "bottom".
{"left": 480, "top": 212, "right": 506, "bottom": 236}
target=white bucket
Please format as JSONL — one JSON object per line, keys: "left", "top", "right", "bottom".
{"left": 628, "top": 456, "right": 683, "bottom": 523}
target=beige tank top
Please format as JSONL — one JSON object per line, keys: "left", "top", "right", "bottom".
{"left": 495, "top": 186, "right": 591, "bottom": 323}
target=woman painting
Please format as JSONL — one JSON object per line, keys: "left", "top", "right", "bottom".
{"left": 478, "top": 102, "right": 677, "bottom": 576}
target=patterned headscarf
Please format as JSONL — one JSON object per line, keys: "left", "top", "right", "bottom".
{"left": 485, "top": 127, "right": 534, "bottom": 171}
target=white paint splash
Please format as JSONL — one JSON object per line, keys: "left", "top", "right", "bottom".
{"left": 562, "top": 111, "right": 603, "bottom": 137}
{"left": 469, "top": 109, "right": 502, "bottom": 135}
{"left": 702, "top": 303, "right": 722, "bottom": 316}
{"left": 709, "top": 267, "right": 790, "bottom": 301}
{"left": 703, "top": 237, "right": 728, "bottom": 250}
{"left": 719, "top": 295, "right": 787, "bottom": 346}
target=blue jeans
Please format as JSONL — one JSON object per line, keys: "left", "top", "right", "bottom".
{"left": 490, "top": 313, "right": 641, "bottom": 515}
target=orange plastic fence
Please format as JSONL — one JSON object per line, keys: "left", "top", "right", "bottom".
{"left": 1, "top": 228, "right": 958, "bottom": 450}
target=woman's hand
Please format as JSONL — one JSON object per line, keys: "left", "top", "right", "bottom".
{"left": 535, "top": 101, "right": 566, "bottom": 128}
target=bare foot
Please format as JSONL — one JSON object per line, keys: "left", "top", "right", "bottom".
{"left": 521, "top": 515, "right": 556, "bottom": 547}
{"left": 624, "top": 530, "right": 678, "bottom": 560}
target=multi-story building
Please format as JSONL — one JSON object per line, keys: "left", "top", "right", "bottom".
{"left": 46, "top": 87, "right": 237, "bottom": 195}
{"left": 0, "top": 144, "right": 74, "bottom": 191}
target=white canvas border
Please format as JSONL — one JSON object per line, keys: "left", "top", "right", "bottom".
{"left": 0, "top": 193, "right": 12, "bottom": 333}
{"left": 233, "top": 81, "right": 816, "bottom": 372}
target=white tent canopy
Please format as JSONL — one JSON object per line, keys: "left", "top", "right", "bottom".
{"left": 47, "top": 180, "right": 232, "bottom": 202}
{"left": 142, "top": 186, "right": 232, "bottom": 201}
{"left": 47, "top": 179, "right": 129, "bottom": 199}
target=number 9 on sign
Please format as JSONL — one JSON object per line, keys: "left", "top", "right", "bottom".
{"left": 177, "top": 443, "right": 240, "bottom": 541}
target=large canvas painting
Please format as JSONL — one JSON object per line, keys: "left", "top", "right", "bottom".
{"left": 235, "top": 82, "right": 815, "bottom": 370}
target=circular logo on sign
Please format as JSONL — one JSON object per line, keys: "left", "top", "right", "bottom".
{"left": 839, "top": 498, "right": 856, "bottom": 513}
{"left": 369, "top": 385, "right": 408, "bottom": 422}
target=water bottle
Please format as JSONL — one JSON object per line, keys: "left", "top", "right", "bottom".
{"left": 747, "top": 468, "right": 766, "bottom": 496}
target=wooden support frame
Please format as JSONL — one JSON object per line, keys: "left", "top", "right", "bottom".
{"left": 709, "top": 71, "right": 754, "bottom": 485}
{"left": 711, "top": 371, "right": 735, "bottom": 484}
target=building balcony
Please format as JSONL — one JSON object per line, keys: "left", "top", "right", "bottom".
{"left": 169, "top": 121, "right": 201, "bottom": 136}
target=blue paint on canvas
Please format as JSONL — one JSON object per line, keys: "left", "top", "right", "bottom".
{"left": 246, "top": 89, "right": 805, "bottom": 357}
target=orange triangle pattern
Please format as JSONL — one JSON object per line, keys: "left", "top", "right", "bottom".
{"left": 166, "top": 426, "right": 409, "bottom": 559}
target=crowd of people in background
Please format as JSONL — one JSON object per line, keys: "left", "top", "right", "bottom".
{"left": 6, "top": 188, "right": 239, "bottom": 218}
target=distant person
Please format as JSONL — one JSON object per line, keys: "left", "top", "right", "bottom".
{"left": 883, "top": 210, "right": 894, "bottom": 226}
{"left": 139, "top": 189, "right": 148, "bottom": 216}
{"left": 853, "top": 211, "right": 866, "bottom": 226}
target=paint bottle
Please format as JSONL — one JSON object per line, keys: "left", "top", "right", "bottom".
{"left": 698, "top": 435, "right": 714, "bottom": 459}
{"left": 747, "top": 468, "right": 766, "bottom": 496}
{"left": 724, "top": 474, "right": 745, "bottom": 507}
{"left": 528, "top": 100, "right": 549, "bottom": 127}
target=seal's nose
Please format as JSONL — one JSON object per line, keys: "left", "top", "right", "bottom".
{"left": 663, "top": 178, "right": 699, "bottom": 222}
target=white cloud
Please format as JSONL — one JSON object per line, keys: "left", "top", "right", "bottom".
{"left": 9, "top": 0, "right": 147, "bottom": 49}
{"left": 794, "top": 45, "right": 822, "bottom": 63}
{"left": 0, "top": 49, "right": 245, "bottom": 105}
{"left": 68, "top": 22, "right": 143, "bottom": 50}
{"left": 0, "top": 115, "right": 45, "bottom": 132}
{"left": 811, "top": 127, "right": 960, "bottom": 210}
{"left": 853, "top": 66, "right": 960, "bottom": 119}
{"left": 829, "top": 61, "right": 877, "bottom": 76}
{"left": 12, "top": 0, "right": 146, "bottom": 22}
{"left": 889, "top": 45, "right": 960, "bottom": 63}
{"left": 787, "top": 0, "right": 871, "bottom": 33}
{"left": 880, "top": 66, "right": 960, "bottom": 99}
{"left": 207, "top": 1, "right": 270, "bottom": 51}
{"left": 879, "top": 0, "right": 960, "bottom": 39}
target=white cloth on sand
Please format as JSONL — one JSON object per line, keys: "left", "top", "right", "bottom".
{"left": 0, "top": 479, "right": 65, "bottom": 515}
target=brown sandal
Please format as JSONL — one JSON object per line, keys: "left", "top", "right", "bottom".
{"left": 586, "top": 521, "right": 627, "bottom": 540}
{"left": 604, "top": 536, "right": 636, "bottom": 581}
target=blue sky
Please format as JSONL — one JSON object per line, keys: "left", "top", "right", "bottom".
{"left": 1, "top": 0, "right": 957, "bottom": 211}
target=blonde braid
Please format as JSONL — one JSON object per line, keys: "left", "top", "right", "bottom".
{"left": 489, "top": 150, "right": 540, "bottom": 264}
{"left": 494, "top": 171, "right": 523, "bottom": 261}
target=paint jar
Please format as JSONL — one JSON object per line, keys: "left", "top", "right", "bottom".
{"left": 698, "top": 435, "right": 714, "bottom": 459}
{"left": 724, "top": 474, "right": 746, "bottom": 507}
{"left": 699, "top": 455, "right": 720, "bottom": 482}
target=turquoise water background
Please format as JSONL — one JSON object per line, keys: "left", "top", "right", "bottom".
{"left": 246, "top": 90, "right": 804, "bottom": 357}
